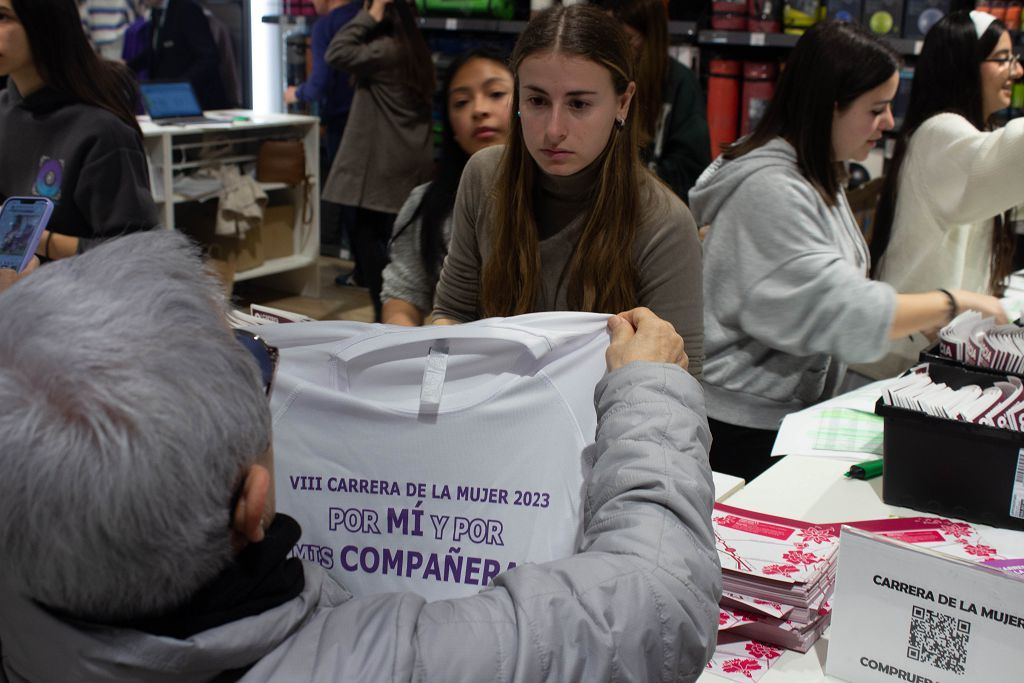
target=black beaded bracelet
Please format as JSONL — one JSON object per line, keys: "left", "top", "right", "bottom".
{"left": 937, "top": 288, "right": 958, "bottom": 323}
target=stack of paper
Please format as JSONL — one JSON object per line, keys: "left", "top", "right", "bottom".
{"left": 711, "top": 505, "right": 1024, "bottom": 655}
{"left": 712, "top": 504, "right": 841, "bottom": 652}
{"left": 882, "top": 363, "right": 1024, "bottom": 430}
{"left": 938, "top": 311, "right": 1024, "bottom": 372}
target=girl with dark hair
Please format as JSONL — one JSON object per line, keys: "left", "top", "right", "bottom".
{"left": 599, "top": 0, "right": 710, "bottom": 201}
{"left": 382, "top": 47, "right": 513, "bottom": 326}
{"left": 323, "top": 0, "right": 435, "bottom": 321}
{"left": 867, "top": 10, "right": 1024, "bottom": 376}
{"left": 0, "top": 0, "right": 158, "bottom": 260}
{"left": 689, "top": 21, "right": 1006, "bottom": 481}
{"left": 432, "top": 4, "right": 704, "bottom": 376}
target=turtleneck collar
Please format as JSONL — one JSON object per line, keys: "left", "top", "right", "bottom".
{"left": 534, "top": 155, "right": 604, "bottom": 240}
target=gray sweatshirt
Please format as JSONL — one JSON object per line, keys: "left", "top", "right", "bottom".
{"left": 689, "top": 138, "right": 896, "bottom": 429}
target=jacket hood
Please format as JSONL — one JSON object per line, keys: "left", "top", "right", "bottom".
{"left": 689, "top": 138, "right": 800, "bottom": 226}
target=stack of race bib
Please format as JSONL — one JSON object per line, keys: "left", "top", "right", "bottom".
{"left": 938, "top": 311, "right": 1024, "bottom": 373}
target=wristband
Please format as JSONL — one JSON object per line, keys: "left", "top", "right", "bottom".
{"left": 43, "top": 231, "right": 52, "bottom": 260}
{"left": 937, "top": 288, "right": 958, "bottom": 323}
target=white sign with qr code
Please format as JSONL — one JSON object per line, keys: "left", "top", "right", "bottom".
{"left": 827, "top": 527, "right": 1024, "bottom": 682}
{"left": 1011, "top": 448, "right": 1024, "bottom": 520}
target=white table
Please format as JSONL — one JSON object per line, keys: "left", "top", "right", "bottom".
{"left": 699, "top": 455, "right": 912, "bottom": 682}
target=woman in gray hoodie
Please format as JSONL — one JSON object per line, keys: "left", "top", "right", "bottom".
{"left": 689, "top": 21, "right": 1006, "bottom": 482}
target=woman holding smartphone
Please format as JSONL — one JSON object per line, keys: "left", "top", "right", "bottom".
{"left": 432, "top": 5, "right": 704, "bottom": 376}
{"left": 0, "top": 0, "right": 158, "bottom": 261}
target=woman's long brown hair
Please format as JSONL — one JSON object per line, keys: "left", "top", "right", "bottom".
{"left": 480, "top": 4, "right": 642, "bottom": 317}
{"left": 600, "top": 0, "right": 668, "bottom": 148}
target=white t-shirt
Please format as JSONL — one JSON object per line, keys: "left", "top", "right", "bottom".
{"left": 256, "top": 312, "right": 611, "bottom": 600}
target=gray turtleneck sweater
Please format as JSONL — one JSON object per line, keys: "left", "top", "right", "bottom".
{"left": 432, "top": 145, "right": 704, "bottom": 377}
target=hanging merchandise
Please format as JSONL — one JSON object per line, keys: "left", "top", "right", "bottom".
{"left": 748, "top": 0, "right": 783, "bottom": 31}
{"left": 863, "top": 0, "right": 904, "bottom": 35}
{"left": 414, "top": 0, "right": 516, "bottom": 19}
{"left": 741, "top": 61, "right": 778, "bottom": 135}
{"left": 827, "top": 0, "right": 863, "bottom": 22}
{"left": 283, "top": 0, "right": 316, "bottom": 16}
{"left": 711, "top": 0, "right": 749, "bottom": 30}
{"left": 707, "top": 58, "right": 742, "bottom": 159}
{"left": 903, "top": 0, "right": 951, "bottom": 38}
{"left": 783, "top": 0, "right": 824, "bottom": 34}
{"left": 1006, "top": 0, "right": 1021, "bottom": 29}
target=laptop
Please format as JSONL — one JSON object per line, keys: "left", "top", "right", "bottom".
{"left": 139, "top": 81, "right": 219, "bottom": 125}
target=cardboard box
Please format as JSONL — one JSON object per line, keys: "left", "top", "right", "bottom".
{"left": 261, "top": 203, "right": 295, "bottom": 260}
{"left": 174, "top": 200, "right": 265, "bottom": 275}
{"left": 863, "top": 0, "right": 903, "bottom": 35}
{"left": 876, "top": 363, "right": 1024, "bottom": 531}
{"left": 903, "top": 0, "right": 949, "bottom": 37}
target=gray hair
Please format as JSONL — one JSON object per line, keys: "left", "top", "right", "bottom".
{"left": 0, "top": 231, "right": 271, "bottom": 621}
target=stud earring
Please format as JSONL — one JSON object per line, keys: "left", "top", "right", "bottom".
{"left": 614, "top": 117, "right": 625, "bottom": 128}
{"left": 516, "top": 110, "right": 521, "bottom": 118}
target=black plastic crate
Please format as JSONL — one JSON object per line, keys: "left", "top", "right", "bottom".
{"left": 876, "top": 363, "right": 1024, "bottom": 531}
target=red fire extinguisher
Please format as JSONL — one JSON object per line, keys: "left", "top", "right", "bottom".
{"left": 707, "top": 59, "right": 742, "bottom": 158}
{"left": 741, "top": 61, "right": 778, "bottom": 135}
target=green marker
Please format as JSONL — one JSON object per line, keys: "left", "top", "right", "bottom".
{"left": 845, "top": 459, "right": 883, "bottom": 480}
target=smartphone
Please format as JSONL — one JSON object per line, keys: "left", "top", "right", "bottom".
{"left": 0, "top": 196, "right": 54, "bottom": 272}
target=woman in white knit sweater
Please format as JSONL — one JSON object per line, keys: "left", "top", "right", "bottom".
{"left": 868, "top": 10, "right": 1020, "bottom": 375}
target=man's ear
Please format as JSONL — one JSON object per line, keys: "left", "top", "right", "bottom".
{"left": 231, "top": 464, "right": 271, "bottom": 544}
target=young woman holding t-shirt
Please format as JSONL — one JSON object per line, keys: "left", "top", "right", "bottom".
{"left": 432, "top": 4, "right": 705, "bottom": 377}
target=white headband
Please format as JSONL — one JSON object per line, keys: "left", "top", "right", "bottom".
{"left": 970, "top": 10, "right": 997, "bottom": 38}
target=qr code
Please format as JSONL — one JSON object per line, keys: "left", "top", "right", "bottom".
{"left": 907, "top": 604, "right": 970, "bottom": 675}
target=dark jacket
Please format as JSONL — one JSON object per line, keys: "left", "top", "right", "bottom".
{"left": 0, "top": 81, "right": 158, "bottom": 252}
{"left": 129, "top": 0, "right": 227, "bottom": 111}
{"left": 643, "top": 59, "right": 711, "bottom": 204}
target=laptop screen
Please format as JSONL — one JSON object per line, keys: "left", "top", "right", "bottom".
{"left": 140, "top": 81, "right": 203, "bottom": 119}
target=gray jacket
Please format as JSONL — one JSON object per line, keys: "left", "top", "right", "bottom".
{"left": 381, "top": 182, "right": 452, "bottom": 314}
{"left": 0, "top": 363, "right": 720, "bottom": 683}
{"left": 689, "top": 138, "right": 896, "bottom": 430}
{"left": 322, "top": 10, "right": 433, "bottom": 213}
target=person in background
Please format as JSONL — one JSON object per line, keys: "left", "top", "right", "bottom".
{"left": 382, "top": 47, "right": 513, "bottom": 326}
{"left": 599, "top": 0, "right": 710, "bottom": 202}
{"left": 689, "top": 21, "right": 1007, "bottom": 482}
{"left": 865, "top": 10, "right": 1024, "bottom": 378}
{"left": 129, "top": 0, "right": 227, "bottom": 110}
{"left": 432, "top": 5, "right": 705, "bottom": 377}
{"left": 323, "top": 0, "right": 434, "bottom": 322}
{"left": 0, "top": 230, "right": 720, "bottom": 682}
{"left": 284, "top": 0, "right": 360, "bottom": 261}
{"left": 0, "top": 0, "right": 158, "bottom": 260}
{"left": 79, "top": 0, "right": 144, "bottom": 60}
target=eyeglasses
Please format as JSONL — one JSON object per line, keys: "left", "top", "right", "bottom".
{"left": 234, "top": 329, "right": 279, "bottom": 396}
{"left": 983, "top": 53, "right": 1022, "bottom": 69}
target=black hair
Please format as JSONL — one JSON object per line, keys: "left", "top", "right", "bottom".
{"left": 871, "top": 11, "right": 1012, "bottom": 292}
{"left": 724, "top": 21, "right": 900, "bottom": 206}
{"left": 12, "top": 0, "right": 142, "bottom": 135}
{"left": 372, "top": 0, "right": 436, "bottom": 112}
{"left": 393, "top": 46, "right": 511, "bottom": 278}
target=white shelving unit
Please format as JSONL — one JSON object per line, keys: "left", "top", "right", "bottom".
{"left": 141, "top": 111, "right": 320, "bottom": 296}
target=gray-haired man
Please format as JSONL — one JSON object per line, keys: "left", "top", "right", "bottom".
{"left": 0, "top": 231, "right": 720, "bottom": 682}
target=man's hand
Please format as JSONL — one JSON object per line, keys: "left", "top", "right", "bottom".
{"left": 606, "top": 307, "right": 688, "bottom": 372}
{"left": 284, "top": 85, "right": 299, "bottom": 105}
